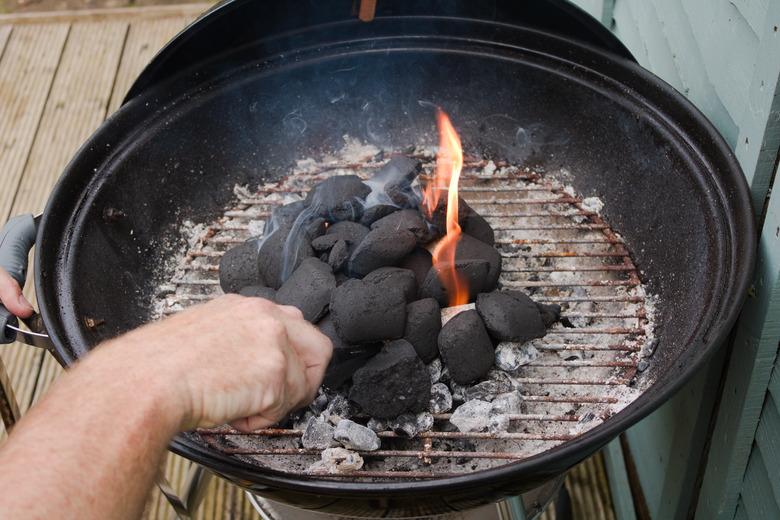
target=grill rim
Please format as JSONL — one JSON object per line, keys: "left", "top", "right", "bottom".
{"left": 34, "top": 20, "right": 755, "bottom": 501}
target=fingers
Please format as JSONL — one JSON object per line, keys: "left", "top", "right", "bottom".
{"left": 229, "top": 414, "right": 277, "bottom": 432}
{"left": 0, "top": 268, "right": 33, "bottom": 318}
{"left": 277, "top": 316, "right": 333, "bottom": 399}
{"left": 276, "top": 304, "right": 304, "bottom": 320}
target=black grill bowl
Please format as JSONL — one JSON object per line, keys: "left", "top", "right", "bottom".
{"left": 33, "top": 2, "right": 754, "bottom": 517}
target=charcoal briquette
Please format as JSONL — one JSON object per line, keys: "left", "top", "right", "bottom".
{"left": 238, "top": 285, "right": 277, "bottom": 301}
{"left": 257, "top": 225, "right": 315, "bottom": 289}
{"left": 400, "top": 247, "right": 433, "bottom": 287}
{"left": 304, "top": 175, "right": 371, "bottom": 222}
{"left": 275, "top": 258, "right": 335, "bottom": 322}
{"left": 319, "top": 315, "right": 382, "bottom": 388}
{"left": 349, "top": 339, "right": 431, "bottom": 418}
{"left": 454, "top": 234, "right": 502, "bottom": 291}
{"left": 363, "top": 267, "right": 417, "bottom": 302}
{"left": 218, "top": 240, "right": 262, "bottom": 293}
{"left": 460, "top": 207, "right": 495, "bottom": 246}
{"left": 329, "top": 278, "right": 407, "bottom": 343}
{"left": 347, "top": 226, "right": 416, "bottom": 277}
{"left": 311, "top": 234, "right": 341, "bottom": 252}
{"left": 438, "top": 310, "right": 495, "bottom": 384}
{"left": 371, "top": 209, "right": 429, "bottom": 243}
{"left": 419, "top": 260, "right": 489, "bottom": 306}
{"left": 536, "top": 302, "right": 562, "bottom": 327}
{"left": 327, "top": 240, "right": 350, "bottom": 272}
{"left": 326, "top": 221, "right": 370, "bottom": 246}
{"left": 371, "top": 156, "right": 422, "bottom": 208}
{"left": 269, "top": 201, "right": 305, "bottom": 229}
{"left": 403, "top": 298, "right": 441, "bottom": 363}
{"left": 475, "top": 291, "right": 546, "bottom": 342}
{"left": 359, "top": 204, "right": 398, "bottom": 226}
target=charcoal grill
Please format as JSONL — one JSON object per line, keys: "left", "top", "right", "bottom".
{"left": 0, "top": 0, "right": 755, "bottom": 517}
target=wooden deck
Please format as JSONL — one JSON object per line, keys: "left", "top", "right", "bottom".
{"left": 0, "top": 5, "right": 618, "bottom": 519}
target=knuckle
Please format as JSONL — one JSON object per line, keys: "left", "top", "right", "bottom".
{"left": 282, "top": 305, "right": 304, "bottom": 320}
{"left": 265, "top": 348, "right": 288, "bottom": 373}
{"left": 246, "top": 297, "right": 273, "bottom": 313}
{"left": 264, "top": 318, "right": 287, "bottom": 341}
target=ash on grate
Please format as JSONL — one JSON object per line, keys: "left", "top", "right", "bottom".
{"left": 153, "top": 136, "right": 657, "bottom": 478}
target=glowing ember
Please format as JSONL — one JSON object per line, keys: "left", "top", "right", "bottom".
{"left": 422, "top": 109, "right": 468, "bottom": 306}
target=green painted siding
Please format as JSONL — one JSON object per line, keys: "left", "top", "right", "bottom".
{"left": 568, "top": 1, "right": 780, "bottom": 519}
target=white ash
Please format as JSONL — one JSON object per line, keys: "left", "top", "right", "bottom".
{"left": 581, "top": 196, "right": 604, "bottom": 214}
{"left": 366, "top": 417, "right": 389, "bottom": 432}
{"left": 151, "top": 139, "right": 657, "bottom": 478}
{"left": 429, "top": 383, "right": 453, "bottom": 413}
{"left": 293, "top": 411, "right": 314, "bottom": 430}
{"left": 309, "top": 447, "right": 364, "bottom": 474}
{"left": 391, "top": 412, "right": 435, "bottom": 438}
{"left": 301, "top": 416, "right": 337, "bottom": 450}
{"left": 491, "top": 392, "right": 524, "bottom": 415}
{"left": 334, "top": 419, "right": 381, "bottom": 451}
{"left": 449, "top": 400, "right": 493, "bottom": 432}
{"left": 489, "top": 414, "right": 511, "bottom": 433}
{"left": 427, "top": 358, "right": 443, "bottom": 384}
{"left": 323, "top": 394, "right": 352, "bottom": 425}
{"left": 495, "top": 342, "right": 540, "bottom": 372}
{"left": 464, "top": 378, "right": 513, "bottom": 402}
{"left": 481, "top": 160, "right": 497, "bottom": 176}
{"left": 440, "top": 303, "right": 475, "bottom": 325}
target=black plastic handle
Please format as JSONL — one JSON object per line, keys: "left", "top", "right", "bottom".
{"left": 0, "top": 214, "right": 37, "bottom": 344}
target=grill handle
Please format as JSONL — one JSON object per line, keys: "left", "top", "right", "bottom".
{"left": 0, "top": 214, "right": 51, "bottom": 349}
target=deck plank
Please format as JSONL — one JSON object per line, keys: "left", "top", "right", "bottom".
{"left": 0, "top": 24, "right": 69, "bottom": 222}
{"left": 0, "top": 23, "right": 70, "bottom": 442}
{"left": 0, "top": 3, "right": 209, "bottom": 25}
{"left": 23, "top": 22, "right": 128, "bottom": 414}
{"left": 0, "top": 26, "right": 11, "bottom": 55}
{"left": 108, "top": 17, "right": 193, "bottom": 113}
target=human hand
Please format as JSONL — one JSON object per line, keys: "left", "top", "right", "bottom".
{"left": 97, "top": 295, "right": 332, "bottom": 432}
{"left": 0, "top": 267, "right": 34, "bottom": 318}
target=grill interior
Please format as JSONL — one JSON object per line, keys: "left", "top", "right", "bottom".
{"left": 153, "top": 146, "right": 655, "bottom": 481}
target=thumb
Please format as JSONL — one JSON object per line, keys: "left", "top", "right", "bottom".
{"left": 0, "top": 268, "right": 33, "bottom": 318}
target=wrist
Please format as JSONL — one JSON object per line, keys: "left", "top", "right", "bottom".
{"left": 80, "top": 337, "right": 190, "bottom": 434}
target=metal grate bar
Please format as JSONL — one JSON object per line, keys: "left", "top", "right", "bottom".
{"left": 157, "top": 158, "right": 653, "bottom": 481}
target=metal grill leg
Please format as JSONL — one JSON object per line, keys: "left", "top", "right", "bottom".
{"left": 157, "top": 462, "right": 213, "bottom": 519}
{"left": 0, "top": 355, "right": 20, "bottom": 431}
{"left": 496, "top": 497, "right": 527, "bottom": 520}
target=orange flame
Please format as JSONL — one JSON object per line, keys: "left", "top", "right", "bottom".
{"left": 422, "top": 109, "right": 468, "bottom": 307}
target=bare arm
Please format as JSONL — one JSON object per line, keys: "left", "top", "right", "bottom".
{"left": 0, "top": 284, "right": 332, "bottom": 519}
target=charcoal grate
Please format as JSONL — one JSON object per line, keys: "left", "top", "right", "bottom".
{"left": 154, "top": 150, "right": 655, "bottom": 481}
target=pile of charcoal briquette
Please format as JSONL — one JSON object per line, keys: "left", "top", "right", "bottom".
{"left": 218, "top": 156, "right": 561, "bottom": 452}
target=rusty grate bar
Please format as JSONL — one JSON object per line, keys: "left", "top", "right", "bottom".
{"left": 543, "top": 327, "right": 644, "bottom": 335}
{"left": 217, "top": 448, "right": 534, "bottom": 460}
{"left": 501, "top": 280, "right": 638, "bottom": 288}
{"left": 199, "top": 428, "right": 576, "bottom": 442}
{"left": 183, "top": 246, "right": 631, "bottom": 258}
{"left": 158, "top": 158, "right": 653, "bottom": 481}
{"left": 533, "top": 295, "right": 643, "bottom": 303}
{"left": 495, "top": 238, "right": 623, "bottom": 245}
{"left": 502, "top": 265, "right": 636, "bottom": 273}
{"left": 535, "top": 343, "right": 641, "bottom": 352}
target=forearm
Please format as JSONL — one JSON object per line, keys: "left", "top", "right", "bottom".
{"left": 0, "top": 338, "right": 184, "bottom": 520}
{"left": 0, "top": 293, "right": 331, "bottom": 519}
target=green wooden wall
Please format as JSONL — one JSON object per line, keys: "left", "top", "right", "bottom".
{"left": 567, "top": 1, "right": 780, "bottom": 519}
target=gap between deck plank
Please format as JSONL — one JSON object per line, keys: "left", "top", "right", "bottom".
{"left": 0, "top": 3, "right": 210, "bottom": 25}
{"left": 108, "top": 17, "right": 194, "bottom": 114}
